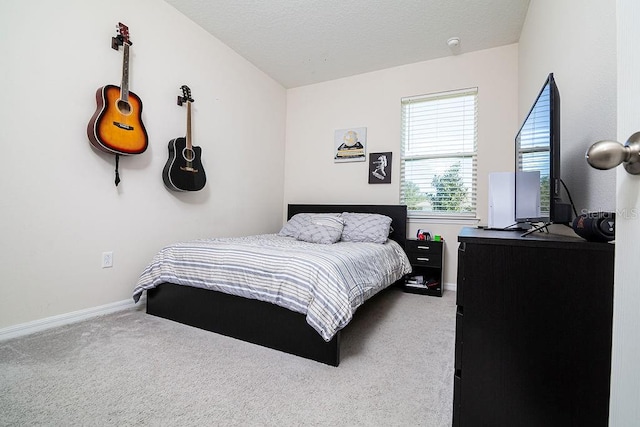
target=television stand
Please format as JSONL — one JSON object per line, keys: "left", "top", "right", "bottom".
{"left": 520, "top": 222, "right": 550, "bottom": 237}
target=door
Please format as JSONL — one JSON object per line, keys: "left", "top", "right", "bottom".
{"left": 609, "top": 0, "right": 640, "bottom": 424}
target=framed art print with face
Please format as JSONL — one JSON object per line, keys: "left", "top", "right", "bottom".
{"left": 334, "top": 127, "right": 366, "bottom": 163}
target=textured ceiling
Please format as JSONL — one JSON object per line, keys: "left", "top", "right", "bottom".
{"left": 164, "top": 0, "right": 531, "bottom": 88}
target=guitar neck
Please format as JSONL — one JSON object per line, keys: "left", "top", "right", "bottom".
{"left": 186, "top": 101, "right": 192, "bottom": 150}
{"left": 120, "top": 44, "right": 130, "bottom": 101}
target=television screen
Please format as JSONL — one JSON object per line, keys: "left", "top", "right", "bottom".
{"left": 515, "top": 73, "right": 565, "bottom": 224}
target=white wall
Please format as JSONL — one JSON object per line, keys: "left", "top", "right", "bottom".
{"left": 285, "top": 45, "right": 519, "bottom": 286}
{"left": 0, "top": 0, "right": 287, "bottom": 328}
{"left": 519, "top": 0, "right": 617, "bottom": 214}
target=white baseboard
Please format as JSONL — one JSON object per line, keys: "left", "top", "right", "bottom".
{"left": 0, "top": 297, "right": 146, "bottom": 342}
{"left": 444, "top": 282, "right": 457, "bottom": 292}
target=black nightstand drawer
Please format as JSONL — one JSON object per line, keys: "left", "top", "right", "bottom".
{"left": 408, "top": 252, "right": 442, "bottom": 267}
{"left": 405, "top": 241, "right": 443, "bottom": 267}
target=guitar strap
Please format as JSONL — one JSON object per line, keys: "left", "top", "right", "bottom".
{"left": 114, "top": 154, "right": 121, "bottom": 186}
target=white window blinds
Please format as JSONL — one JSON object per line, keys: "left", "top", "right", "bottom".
{"left": 400, "top": 88, "right": 478, "bottom": 217}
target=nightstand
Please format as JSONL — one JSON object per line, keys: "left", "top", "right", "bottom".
{"left": 403, "top": 239, "right": 444, "bottom": 297}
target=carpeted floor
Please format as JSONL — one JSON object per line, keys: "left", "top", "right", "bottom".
{"left": 0, "top": 287, "right": 456, "bottom": 426}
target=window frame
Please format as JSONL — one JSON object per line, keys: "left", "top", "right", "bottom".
{"left": 400, "top": 87, "right": 479, "bottom": 220}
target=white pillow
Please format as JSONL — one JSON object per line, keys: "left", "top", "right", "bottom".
{"left": 340, "top": 212, "right": 392, "bottom": 244}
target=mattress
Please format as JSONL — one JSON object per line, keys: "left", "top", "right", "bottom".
{"left": 133, "top": 234, "right": 411, "bottom": 341}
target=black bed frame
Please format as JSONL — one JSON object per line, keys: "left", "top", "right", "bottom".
{"left": 146, "top": 204, "right": 407, "bottom": 366}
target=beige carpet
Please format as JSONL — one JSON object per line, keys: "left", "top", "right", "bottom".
{"left": 0, "top": 287, "right": 456, "bottom": 426}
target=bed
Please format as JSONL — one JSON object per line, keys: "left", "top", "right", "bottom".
{"left": 133, "top": 204, "right": 409, "bottom": 366}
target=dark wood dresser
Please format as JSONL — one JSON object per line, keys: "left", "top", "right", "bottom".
{"left": 453, "top": 227, "right": 614, "bottom": 427}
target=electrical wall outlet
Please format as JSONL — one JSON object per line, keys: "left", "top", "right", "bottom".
{"left": 102, "top": 251, "right": 113, "bottom": 268}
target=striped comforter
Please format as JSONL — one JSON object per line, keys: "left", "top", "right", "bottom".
{"left": 132, "top": 234, "right": 411, "bottom": 341}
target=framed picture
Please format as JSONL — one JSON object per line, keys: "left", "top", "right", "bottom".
{"left": 368, "top": 152, "right": 392, "bottom": 184}
{"left": 334, "top": 127, "right": 366, "bottom": 162}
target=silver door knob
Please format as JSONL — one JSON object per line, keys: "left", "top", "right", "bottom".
{"left": 586, "top": 132, "right": 640, "bottom": 175}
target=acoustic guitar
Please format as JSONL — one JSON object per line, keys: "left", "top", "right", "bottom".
{"left": 87, "top": 23, "right": 148, "bottom": 156}
{"left": 162, "top": 85, "right": 207, "bottom": 191}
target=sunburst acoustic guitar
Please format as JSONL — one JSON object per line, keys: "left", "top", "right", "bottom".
{"left": 162, "top": 85, "right": 206, "bottom": 192}
{"left": 87, "top": 23, "right": 148, "bottom": 157}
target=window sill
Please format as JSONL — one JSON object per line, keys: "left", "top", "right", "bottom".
{"left": 407, "top": 215, "right": 480, "bottom": 226}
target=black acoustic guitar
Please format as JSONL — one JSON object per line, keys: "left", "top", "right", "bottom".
{"left": 162, "top": 85, "right": 206, "bottom": 191}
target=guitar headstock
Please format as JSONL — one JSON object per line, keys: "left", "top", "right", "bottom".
{"left": 177, "top": 85, "right": 195, "bottom": 106}
{"left": 111, "top": 22, "right": 132, "bottom": 50}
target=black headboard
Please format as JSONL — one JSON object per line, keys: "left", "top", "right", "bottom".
{"left": 287, "top": 204, "right": 407, "bottom": 248}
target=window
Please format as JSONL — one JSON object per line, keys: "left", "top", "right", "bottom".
{"left": 400, "top": 88, "right": 478, "bottom": 217}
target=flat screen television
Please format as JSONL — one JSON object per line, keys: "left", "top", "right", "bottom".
{"left": 515, "top": 73, "right": 572, "bottom": 228}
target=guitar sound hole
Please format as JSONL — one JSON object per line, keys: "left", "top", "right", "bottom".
{"left": 117, "top": 99, "right": 132, "bottom": 115}
{"left": 182, "top": 148, "right": 195, "bottom": 162}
